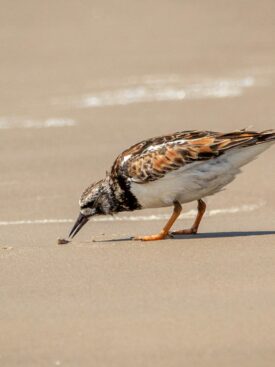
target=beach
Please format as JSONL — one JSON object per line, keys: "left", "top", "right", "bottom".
{"left": 1, "top": 1, "right": 275, "bottom": 366}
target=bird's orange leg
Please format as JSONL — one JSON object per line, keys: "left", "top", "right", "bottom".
{"left": 134, "top": 201, "right": 182, "bottom": 241}
{"left": 171, "top": 199, "right": 206, "bottom": 235}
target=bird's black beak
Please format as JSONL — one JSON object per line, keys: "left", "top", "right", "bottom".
{"left": 69, "top": 213, "right": 89, "bottom": 239}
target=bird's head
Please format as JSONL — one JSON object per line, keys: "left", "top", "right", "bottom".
{"left": 69, "top": 178, "right": 113, "bottom": 239}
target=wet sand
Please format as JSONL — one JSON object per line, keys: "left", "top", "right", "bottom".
{"left": 1, "top": 1, "right": 275, "bottom": 366}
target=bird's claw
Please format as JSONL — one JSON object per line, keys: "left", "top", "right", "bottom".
{"left": 132, "top": 232, "right": 173, "bottom": 241}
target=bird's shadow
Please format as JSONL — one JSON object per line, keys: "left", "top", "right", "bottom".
{"left": 93, "top": 230, "right": 275, "bottom": 243}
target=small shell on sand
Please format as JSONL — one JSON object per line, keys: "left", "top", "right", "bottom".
{"left": 57, "top": 238, "right": 70, "bottom": 245}
{"left": 2, "top": 246, "right": 13, "bottom": 250}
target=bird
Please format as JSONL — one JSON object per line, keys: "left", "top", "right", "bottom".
{"left": 68, "top": 129, "right": 275, "bottom": 241}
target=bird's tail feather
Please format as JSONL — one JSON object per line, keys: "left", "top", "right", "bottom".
{"left": 219, "top": 129, "right": 275, "bottom": 149}
{"left": 224, "top": 130, "right": 275, "bottom": 169}
{"left": 257, "top": 129, "right": 275, "bottom": 143}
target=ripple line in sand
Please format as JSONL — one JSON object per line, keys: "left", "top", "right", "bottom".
{"left": 0, "top": 203, "right": 262, "bottom": 226}
{"left": 75, "top": 76, "right": 255, "bottom": 108}
{"left": 0, "top": 117, "right": 76, "bottom": 130}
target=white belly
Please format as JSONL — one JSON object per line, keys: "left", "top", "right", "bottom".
{"left": 130, "top": 162, "right": 237, "bottom": 208}
{"left": 130, "top": 142, "right": 273, "bottom": 209}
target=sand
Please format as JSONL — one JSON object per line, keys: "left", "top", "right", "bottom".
{"left": 1, "top": 1, "right": 275, "bottom": 366}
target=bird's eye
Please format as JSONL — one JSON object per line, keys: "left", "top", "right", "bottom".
{"left": 81, "top": 201, "right": 94, "bottom": 210}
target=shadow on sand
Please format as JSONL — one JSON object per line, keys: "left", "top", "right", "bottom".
{"left": 93, "top": 230, "right": 275, "bottom": 243}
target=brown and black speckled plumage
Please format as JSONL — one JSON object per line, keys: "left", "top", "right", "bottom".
{"left": 112, "top": 129, "right": 275, "bottom": 183}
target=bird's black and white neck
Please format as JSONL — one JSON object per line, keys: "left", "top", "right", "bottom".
{"left": 79, "top": 174, "right": 141, "bottom": 217}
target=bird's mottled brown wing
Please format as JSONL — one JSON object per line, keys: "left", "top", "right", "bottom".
{"left": 111, "top": 130, "right": 274, "bottom": 183}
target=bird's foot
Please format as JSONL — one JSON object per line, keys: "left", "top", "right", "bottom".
{"left": 171, "top": 227, "right": 198, "bottom": 235}
{"left": 133, "top": 231, "right": 172, "bottom": 241}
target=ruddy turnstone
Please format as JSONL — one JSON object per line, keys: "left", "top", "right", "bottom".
{"left": 68, "top": 129, "right": 275, "bottom": 241}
